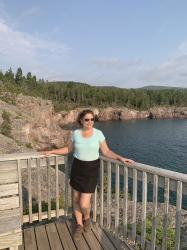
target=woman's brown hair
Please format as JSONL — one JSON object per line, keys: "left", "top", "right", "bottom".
{"left": 77, "top": 109, "right": 95, "bottom": 126}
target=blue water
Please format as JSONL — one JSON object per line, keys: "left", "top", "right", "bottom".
{"left": 95, "top": 119, "right": 187, "bottom": 173}
{"left": 95, "top": 119, "right": 187, "bottom": 208}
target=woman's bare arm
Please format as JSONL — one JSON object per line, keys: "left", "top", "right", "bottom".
{"left": 100, "top": 140, "right": 134, "bottom": 164}
{"left": 41, "top": 140, "right": 74, "bottom": 156}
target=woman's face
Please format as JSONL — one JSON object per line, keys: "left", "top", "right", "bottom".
{"left": 81, "top": 113, "right": 94, "bottom": 129}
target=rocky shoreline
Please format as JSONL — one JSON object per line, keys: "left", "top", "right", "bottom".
{"left": 0, "top": 93, "right": 187, "bottom": 153}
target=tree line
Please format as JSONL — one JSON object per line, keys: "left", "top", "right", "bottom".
{"left": 0, "top": 67, "right": 187, "bottom": 111}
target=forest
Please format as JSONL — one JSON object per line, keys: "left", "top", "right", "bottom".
{"left": 0, "top": 67, "right": 187, "bottom": 111}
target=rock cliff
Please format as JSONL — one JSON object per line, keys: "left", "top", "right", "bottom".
{"left": 0, "top": 93, "right": 187, "bottom": 153}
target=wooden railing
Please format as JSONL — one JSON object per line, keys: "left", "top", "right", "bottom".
{"left": 0, "top": 153, "right": 70, "bottom": 225}
{"left": 1, "top": 152, "right": 187, "bottom": 249}
{"left": 94, "top": 156, "right": 187, "bottom": 250}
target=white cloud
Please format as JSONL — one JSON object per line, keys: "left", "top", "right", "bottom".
{"left": 0, "top": 18, "right": 70, "bottom": 77}
{"left": 91, "top": 44, "right": 187, "bottom": 87}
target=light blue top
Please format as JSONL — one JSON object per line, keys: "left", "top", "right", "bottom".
{"left": 71, "top": 128, "right": 105, "bottom": 161}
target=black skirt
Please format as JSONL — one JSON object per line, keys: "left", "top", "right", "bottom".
{"left": 70, "top": 157, "right": 100, "bottom": 193}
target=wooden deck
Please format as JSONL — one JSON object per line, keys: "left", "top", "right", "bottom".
{"left": 18, "top": 218, "right": 131, "bottom": 250}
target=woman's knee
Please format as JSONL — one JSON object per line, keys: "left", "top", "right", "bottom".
{"left": 80, "top": 200, "right": 91, "bottom": 210}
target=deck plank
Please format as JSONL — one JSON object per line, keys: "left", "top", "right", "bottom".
{"left": 45, "top": 222, "right": 63, "bottom": 250}
{"left": 56, "top": 221, "right": 76, "bottom": 250}
{"left": 103, "top": 229, "right": 122, "bottom": 249}
{"left": 24, "top": 227, "right": 37, "bottom": 250}
{"left": 83, "top": 227, "right": 103, "bottom": 250}
{"left": 21, "top": 219, "right": 132, "bottom": 250}
{"left": 92, "top": 224, "right": 116, "bottom": 250}
{"left": 35, "top": 225, "right": 50, "bottom": 250}
{"left": 66, "top": 219, "right": 89, "bottom": 250}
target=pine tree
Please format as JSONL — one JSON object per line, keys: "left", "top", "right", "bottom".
{"left": 15, "top": 67, "right": 23, "bottom": 85}
{"left": 4, "top": 68, "right": 14, "bottom": 82}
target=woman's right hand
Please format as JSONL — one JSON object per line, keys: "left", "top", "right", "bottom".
{"left": 40, "top": 150, "right": 55, "bottom": 156}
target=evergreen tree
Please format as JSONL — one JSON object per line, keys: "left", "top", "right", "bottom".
{"left": 4, "top": 68, "right": 14, "bottom": 82}
{"left": 15, "top": 67, "right": 23, "bottom": 85}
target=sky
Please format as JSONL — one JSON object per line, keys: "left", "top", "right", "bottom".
{"left": 0, "top": 0, "right": 187, "bottom": 88}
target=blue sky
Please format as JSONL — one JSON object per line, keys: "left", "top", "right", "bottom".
{"left": 0, "top": 0, "right": 187, "bottom": 88}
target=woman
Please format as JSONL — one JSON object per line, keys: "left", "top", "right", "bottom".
{"left": 43, "top": 109, "right": 134, "bottom": 240}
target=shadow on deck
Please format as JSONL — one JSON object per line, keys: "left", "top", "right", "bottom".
{"left": 19, "top": 217, "right": 133, "bottom": 250}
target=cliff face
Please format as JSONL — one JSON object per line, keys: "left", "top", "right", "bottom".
{"left": 0, "top": 94, "right": 71, "bottom": 153}
{"left": 15, "top": 94, "right": 71, "bottom": 150}
{"left": 57, "top": 106, "right": 187, "bottom": 124}
{"left": 0, "top": 93, "right": 187, "bottom": 153}
{"left": 149, "top": 107, "right": 187, "bottom": 119}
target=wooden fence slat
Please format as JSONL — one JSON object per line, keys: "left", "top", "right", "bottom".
{"left": 0, "top": 164, "right": 18, "bottom": 184}
{"left": 106, "top": 161, "right": 111, "bottom": 229}
{"left": 132, "top": 168, "right": 137, "bottom": 241}
{"left": 151, "top": 174, "right": 158, "bottom": 250}
{"left": 175, "top": 181, "right": 182, "bottom": 250}
{"left": 23, "top": 209, "right": 65, "bottom": 223}
{"left": 141, "top": 171, "right": 147, "bottom": 249}
{"left": 100, "top": 159, "right": 104, "bottom": 227}
{"left": 55, "top": 156, "right": 59, "bottom": 218}
{"left": 37, "top": 158, "right": 42, "bottom": 222}
{"left": 47, "top": 157, "right": 51, "bottom": 220}
{"left": 0, "top": 196, "right": 19, "bottom": 210}
{"left": 123, "top": 166, "right": 128, "bottom": 237}
{"left": 64, "top": 156, "right": 69, "bottom": 216}
{"left": 0, "top": 183, "right": 18, "bottom": 197}
{"left": 93, "top": 185, "right": 97, "bottom": 223}
{"left": 17, "top": 159, "right": 23, "bottom": 226}
{"left": 162, "top": 177, "right": 170, "bottom": 250}
{"left": 28, "top": 158, "right": 32, "bottom": 223}
{"left": 115, "top": 163, "right": 119, "bottom": 234}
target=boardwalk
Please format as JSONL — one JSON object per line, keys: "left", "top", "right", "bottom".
{"left": 19, "top": 218, "right": 131, "bottom": 250}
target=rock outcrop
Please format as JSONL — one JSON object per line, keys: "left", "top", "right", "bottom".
{"left": 0, "top": 94, "right": 71, "bottom": 153}
{"left": 0, "top": 93, "right": 187, "bottom": 153}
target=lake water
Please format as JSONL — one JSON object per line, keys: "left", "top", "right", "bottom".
{"left": 95, "top": 119, "right": 187, "bottom": 208}
{"left": 95, "top": 119, "right": 187, "bottom": 174}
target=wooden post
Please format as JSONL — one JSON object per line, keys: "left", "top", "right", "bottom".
{"left": 64, "top": 156, "right": 69, "bottom": 216}
{"left": 55, "top": 156, "right": 59, "bottom": 219}
{"left": 28, "top": 158, "right": 32, "bottom": 223}
{"left": 37, "top": 158, "right": 42, "bottom": 222}
{"left": 107, "top": 161, "right": 111, "bottom": 229}
{"left": 141, "top": 171, "right": 147, "bottom": 249}
{"left": 162, "top": 177, "right": 169, "bottom": 250}
{"left": 175, "top": 181, "right": 182, "bottom": 250}
{"left": 100, "top": 159, "right": 104, "bottom": 227}
{"left": 123, "top": 166, "right": 128, "bottom": 237}
{"left": 47, "top": 157, "right": 51, "bottom": 220}
{"left": 115, "top": 164, "right": 119, "bottom": 234}
{"left": 132, "top": 168, "right": 137, "bottom": 241}
{"left": 151, "top": 174, "right": 158, "bottom": 250}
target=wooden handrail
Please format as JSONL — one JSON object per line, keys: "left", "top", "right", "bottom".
{"left": 97, "top": 156, "right": 187, "bottom": 250}
{"left": 0, "top": 152, "right": 187, "bottom": 249}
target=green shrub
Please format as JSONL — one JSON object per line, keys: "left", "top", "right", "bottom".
{"left": 25, "top": 142, "right": 33, "bottom": 149}
{"left": 135, "top": 216, "right": 175, "bottom": 249}
{"left": 23, "top": 194, "right": 64, "bottom": 215}
{"left": 0, "top": 110, "right": 12, "bottom": 137}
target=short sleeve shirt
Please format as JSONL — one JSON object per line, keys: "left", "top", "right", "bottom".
{"left": 71, "top": 128, "right": 105, "bottom": 161}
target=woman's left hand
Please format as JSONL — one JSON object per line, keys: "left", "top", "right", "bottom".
{"left": 119, "top": 157, "right": 135, "bottom": 165}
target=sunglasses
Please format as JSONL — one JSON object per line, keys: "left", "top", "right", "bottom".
{"left": 84, "top": 118, "right": 94, "bottom": 122}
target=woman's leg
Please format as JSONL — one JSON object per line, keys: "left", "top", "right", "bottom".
{"left": 80, "top": 193, "right": 92, "bottom": 220}
{"left": 72, "top": 188, "right": 83, "bottom": 225}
